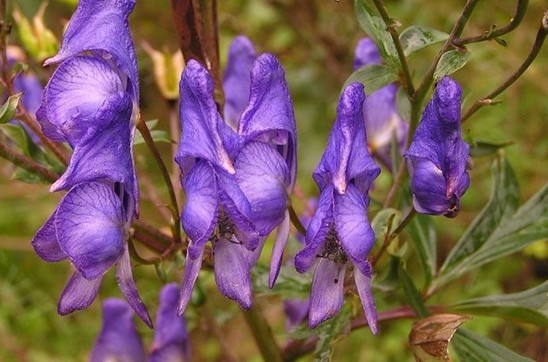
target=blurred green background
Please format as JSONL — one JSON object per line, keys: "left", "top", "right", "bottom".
{"left": 1, "top": 0, "right": 546, "bottom": 360}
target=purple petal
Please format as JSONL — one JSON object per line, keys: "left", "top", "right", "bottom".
{"left": 115, "top": 245, "right": 153, "bottom": 328}
{"left": 58, "top": 270, "right": 102, "bottom": 315}
{"left": 223, "top": 35, "right": 256, "bottom": 129}
{"left": 405, "top": 76, "right": 470, "bottom": 216}
{"left": 295, "top": 186, "right": 334, "bottom": 273}
{"left": 214, "top": 237, "right": 253, "bottom": 309}
{"left": 90, "top": 298, "right": 146, "bottom": 362}
{"left": 238, "top": 53, "right": 297, "bottom": 188}
{"left": 308, "top": 258, "right": 346, "bottom": 328}
{"left": 45, "top": 0, "right": 139, "bottom": 100}
{"left": 31, "top": 212, "right": 66, "bottom": 262}
{"left": 176, "top": 60, "right": 235, "bottom": 175}
{"left": 269, "top": 210, "right": 290, "bottom": 288}
{"left": 353, "top": 37, "right": 382, "bottom": 69}
{"left": 43, "top": 55, "right": 126, "bottom": 147}
{"left": 181, "top": 161, "right": 219, "bottom": 257}
{"left": 235, "top": 140, "right": 290, "bottom": 235}
{"left": 407, "top": 156, "right": 452, "bottom": 215}
{"left": 150, "top": 283, "right": 190, "bottom": 362}
{"left": 284, "top": 297, "right": 310, "bottom": 330}
{"left": 13, "top": 69, "right": 43, "bottom": 115}
{"left": 178, "top": 244, "right": 205, "bottom": 315}
{"left": 353, "top": 262, "right": 378, "bottom": 334}
{"left": 333, "top": 184, "right": 375, "bottom": 264}
{"left": 314, "top": 82, "right": 380, "bottom": 194}
{"left": 50, "top": 98, "right": 135, "bottom": 194}
{"left": 55, "top": 182, "right": 126, "bottom": 280}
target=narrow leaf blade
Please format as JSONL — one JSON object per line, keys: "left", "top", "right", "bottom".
{"left": 343, "top": 64, "right": 398, "bottom": 94}
{"left": 433, "top": 50, "right": 471, "bottom": 81}
{"left": 399, "top": 25, "right": 449, "bottom": 56}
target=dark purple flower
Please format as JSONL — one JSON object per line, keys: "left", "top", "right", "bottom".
{"left": 404, "top": 76, "right": 470, "bottom": 217}
{"left": 150, "top": 283, "right": 191, "bottom": 362}
{"left": 90, "top": 298, "right": 146, "bottom": 362}
{"left": 354, "top": 38, "right": 408, "bottom": 170}
{"left": 31, "top": 0, "right": 150, "bottom": 326}
{"left": 176, "top": 40, "right": 296, "bottom": 313}
{"left": 294, "top": 82, "right": 380, "bottom": 332}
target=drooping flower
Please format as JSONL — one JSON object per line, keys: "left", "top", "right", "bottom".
{"left": 150, "top": 283, "right": 191, "bottom": 362}
{"left": 354, "top": 37, "right": 408, "bottom": 170}
{"left": 90, "top": 298, "right": 146, "bottom": 362}
{"left": 176, "top": 36, "right": 296, "bottom": 313}
{"left": 31, "top": 0, "right": 150, "bottom": 325}
{"left": 90, "top": 283, "right": 190, "bottom": 362}
{"left": 404, "top": 76, "right": 470, "bottom": 217}
{"left": 294, "top": 82, "right": 380, "bottom": 332}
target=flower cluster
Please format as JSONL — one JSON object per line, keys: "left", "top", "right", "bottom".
{"left": 31, "top": 0, "right": 151, "bottom": 326}
{"left": 176, "top": 36, "right": 296, "bottom": 313}
{"left": 90, "top": 283, "right": 190, "bottom": 362}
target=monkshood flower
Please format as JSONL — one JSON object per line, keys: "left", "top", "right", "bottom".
{"left": 90, "top": 298, "right": 146, "bottom": 362}
{"left": 294, "top": 82, "right": 380, "bottom": 332}
{"left": 354, "top": 37, "right": 408, "bottom": 170}
{"left": 404, "top": 76, "right": 470, "bottom": 218}
{"left": 176, "top": 38, "right": 296, "bottom": 313}
{"left": 31, "top": 0, "right": 151, "bottom": 325}
{"left": 150, "top": 283, "right": 191, "bottom": 362}
{"left": 90, "top": 283, "right": 190, "bottom": 362}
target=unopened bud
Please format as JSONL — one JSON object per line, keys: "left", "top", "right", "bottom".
{"left": 13, "top": 3, "right": 59, "bottom": 62}
{"left": 142, "top": 42, "right": 184, "bottom": 100}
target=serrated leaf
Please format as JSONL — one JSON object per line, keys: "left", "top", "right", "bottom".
{"left": 436, "top": 156, "right": 547, "bottom": 287}
{"left": 450, "top": 280, "right": 548, "bottom": 327}
{"left": 469, "top": 140, "right": 513, "bottom": 158}
{"left": 451, "top": 328, "right": 534, "bottom": 362}
{"left": 399, "top": 262, "right": 429, "bottom": 318}
{"left": 12, "top": 167, "right": 51, "bottom": 184}
{"left": 372, "top": 208, "right": 400, "bottom": 245}
{"left": 343, "top": 64, "right": 398, "bottom": 94}
{"left": 252, "top": 263, "right": 310, "bottom": 299}
{"left": 410, "top": 314, "right": 470, "bottom": 362}
{"left": 354, "top": 0, "right": 399, "bottom": 70}
{"left": 408, "top": 214, "right": 437, "bottom": 287}
{"left": 312, "top": 305, "right": 351, "bottom": 362}
{"left": 0, "top": 93, "right": 23, "bottom": 124}
{"left": 399, "top": 25, "right": 449, "bottom": 56}
{"left": 433, "top": 50, "right": 471, "bottom": 81}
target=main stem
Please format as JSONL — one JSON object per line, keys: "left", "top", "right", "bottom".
{"left": 243, "top": 307, "right": 283, "bottom": 362}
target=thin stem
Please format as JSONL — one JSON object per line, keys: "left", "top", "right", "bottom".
{"left": 372, "top": 209, "right": 417, "bottom": 267}
{"left": 383, "top": 159, "right": 407, "bottom": 208}
{"left": 243, "top": 307, "right": 283, "bottom": 362}
{"left": 412, "top": 0, "right": 480, "bottom": 129}
{"left": 167, "top": 99, "right": 182, "bottom": 205}
{"left": 370, "top": 0, "right": 415, "bottom": 97}
{"left": 462, "top": 13, "right": 547, "bottom": 122}
{"left": 289, "top": 205, "right": 306, "bottom": 235}
{"left": 0, "top": 131, "right": 59, "bottom": 182}
{"left": 136, "top": 118, "right": 181, "bottom": 245}
{"left": 132, "top": 219, "right": 172, "bottom": 249}
{"left": 454, "top": 0, "right": 529, "bottom": 46}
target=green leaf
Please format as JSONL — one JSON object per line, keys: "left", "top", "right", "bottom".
{"left": 437, "top": 156, "right": 547, "bottom": 287}
{"left": 252, "top": 263, "right": 310, "bottom": 299}
{"left": 408, "top": 214, "right": 437, "bottom": 286}
{"left": 343, "top": 64, "right": 398, "bottom": 94}
{"left": 399, "top": 25, "right": 449, "bottom": 56}
{"left": 469, "top": 140, "right": 513, "bottom": 158}
{"left": 433, "top": 50, "right": 471, "bottom": 81}
{"left": 354, "top": 0, "right": 399, "bottom": 69}
{"left": 133, "top": 120, "right": 171, "bottom": 145}
{"left": 312, "top": 305, "right": 351, "bottom": 361}
{"left": 11, "top": 168, "right": 51, "bottom": 184}
{"left": 0, "top": 93, "right": 23, "bottom": 124}
{"left": 371, "top": 208, "right": 400, "bottom": 245}
{"left": 452, "top": 328, "right": 534, "bottom": 362}
{"left": 450, "top": 280, "right": 548, "bottom": 327}
{"left": 398, "top": 262, "right": 429, "bottom": 318}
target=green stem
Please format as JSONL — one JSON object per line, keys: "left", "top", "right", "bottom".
{"left": 136, "top": 119, "right": 181, "bottom": 245}
{"left": 412, "top": 0, "right": 480, "bottom": 129}
{"left": 372, "top": 209, "right": 417, "bottom": 267}
{"left": 461, "top": 12, "right": 547, "bottom": 122}
{"left": 383, "top": 159, "right": 407, "bottom": 208}
{"left": 289, "top": 205, "right": 306, "bottom": 235}
{"left": 370, "top": 0, "right": 415, "bottom": 97}
{"left": 453, "top": 0, "right": 529, "bottom": 46}
{"left": 243, "top": 307, "right": 283, "bottom": 362}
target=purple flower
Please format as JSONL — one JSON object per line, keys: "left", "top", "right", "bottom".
{"left": 150, "top": 283, "right": 191, "bottom": 362}
{"left": 354, "top": 38, "right": 408, "bottom": 170}
{"left": 31, "top": 0, "right": 150, "bottom": 325}
{"left": 90, "top": 298, "right": 146, "bottom": 362}
{"left": 176, "top": 37, "right": 296, "bottom": 313}
{"left": 90, "top": 283, "right": 190, "bottom": 362}
{"left": 404, "top": 76, "right": 470, "bottom": 217}
{"left": 294, "top": 82, "right": 380, "bottom": 332}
